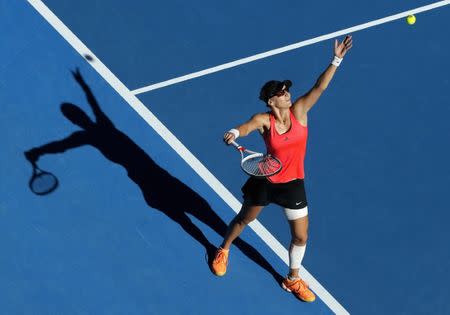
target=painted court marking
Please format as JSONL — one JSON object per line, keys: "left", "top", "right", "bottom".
{"left": 131, "top": 0, "right": 450, "bottom": 94}
{"left": 28, "top": 0, "right": 450, "bottom": 313}
{"left": 26, "top": 1, "right": 450, "bottom": 313}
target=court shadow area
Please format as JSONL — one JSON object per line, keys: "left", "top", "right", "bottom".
{"left": 24, "top": 69, "right": 283, "bottom": 284}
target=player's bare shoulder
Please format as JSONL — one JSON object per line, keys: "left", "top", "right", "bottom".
{"left": 252, "top": 112, "right": 270, "bottom": 134}
{"left": 238, "top": 112, "right": 270, "bottom": 136}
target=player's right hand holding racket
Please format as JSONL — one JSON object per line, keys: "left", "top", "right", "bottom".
{"left": 223, "top": 130, "right": 237, "bottom": 145}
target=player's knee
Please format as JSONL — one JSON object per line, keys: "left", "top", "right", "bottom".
{"left": 292, "top": 233, "right": 308, "bottom": 246}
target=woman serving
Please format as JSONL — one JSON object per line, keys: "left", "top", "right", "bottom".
{"left": 211, "top": 35, "right": 353, "bottom": 302}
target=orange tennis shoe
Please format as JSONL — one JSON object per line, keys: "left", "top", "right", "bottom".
{"left": 211, "top": 247, "right": 229, "bottom": 276}
{"left": 282, "top": 277, "right": 316, "bottom": 302}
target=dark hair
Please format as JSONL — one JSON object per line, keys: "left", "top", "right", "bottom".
{"left": 259, "top": 80, "right": 292, "bottom": 103}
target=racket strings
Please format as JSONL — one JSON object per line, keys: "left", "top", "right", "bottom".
{"left": 242, "top": 155, "right": 281, "bottom": 177}
{"left": 30, "top": 173, "right": 58, "bottom": 195}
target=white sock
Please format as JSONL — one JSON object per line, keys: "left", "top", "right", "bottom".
{"left": 289, "top": 243, "right": 306, "bottom": 270}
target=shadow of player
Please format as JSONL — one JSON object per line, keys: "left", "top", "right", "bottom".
{"left": 24, "top": 68, "right": 283, "bottom": 284}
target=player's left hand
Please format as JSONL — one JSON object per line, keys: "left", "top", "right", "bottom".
{"left": 334, "top": 35, "right": 353, "bottom": 58}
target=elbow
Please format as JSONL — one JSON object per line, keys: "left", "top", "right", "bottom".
{"left": 314, "top": 82, "right": 327, "bottom": 92}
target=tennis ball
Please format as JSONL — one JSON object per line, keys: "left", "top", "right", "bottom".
{"left": 406, "top": 15, "right": 416, "bottom": 25}
{"left": 84, "top": 54, "right": 94, "bottom": 61}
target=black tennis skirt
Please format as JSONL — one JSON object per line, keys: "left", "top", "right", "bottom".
{"left": 241, "top": 177, "right": 307, "bottom": 209}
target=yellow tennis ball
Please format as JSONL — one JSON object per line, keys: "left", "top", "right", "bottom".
{"left": 407, "top": 15, "right": 416, "bottom": 25}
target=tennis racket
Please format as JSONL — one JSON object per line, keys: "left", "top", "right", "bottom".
{"left": 28, "top": 161, "right": 59, "bottom": 195}
{"left": 230, "top": 141, "right": 282, "bottom": 177}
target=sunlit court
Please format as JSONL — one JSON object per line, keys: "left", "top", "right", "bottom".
{"left": 2, "top": 1, "right": 450, "bottom": 314}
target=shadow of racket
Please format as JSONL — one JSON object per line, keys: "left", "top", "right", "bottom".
{"left": 28, "top": 161, "right": 59, "bottom": 195}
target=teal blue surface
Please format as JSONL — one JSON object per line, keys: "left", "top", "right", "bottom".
{"left": 2, "top": 1, "right": 450, "bottom": 314}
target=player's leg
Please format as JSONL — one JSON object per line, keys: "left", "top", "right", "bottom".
{"left": 221, "top": 202, "right": 264, "bottom": 250}
{"left": 211, "top": 202, "right": 264, "bottom": 276}
{"left": 211, "top": 177, "right": 268, "bottom": 276}
{"left": 286, "top": 211, "right": 309, "bottom": 278}
{"left": 282, "top": 209, "right": 316, "bottom": 302}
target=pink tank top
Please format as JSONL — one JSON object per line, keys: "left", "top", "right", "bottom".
{"left": 263, "top": 110, "right": 308, "bottom": 183}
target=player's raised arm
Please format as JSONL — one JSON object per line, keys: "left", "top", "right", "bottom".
{"left": 223, "top": 113, "right": 268, "bottom": 144}
{"left": 292, "top": 35, "right": 353, "bottom": 117}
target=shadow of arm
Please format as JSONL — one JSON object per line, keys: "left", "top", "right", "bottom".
{"left": 72, "top": 68, "right": 113, "bottom": 126}
{"left": 25, "top": 131, "right": 88, "bottom": 162}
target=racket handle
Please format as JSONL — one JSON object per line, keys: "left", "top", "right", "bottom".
{"left": 230, "top": 140, "right": 239, "bottom": 147}
{"left": 29, "top": 160, "right": 39, "bottom": 171}
{"left": 230, "top": 140, "right": 244, "bottom": 150}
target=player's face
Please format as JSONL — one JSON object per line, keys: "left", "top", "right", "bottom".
{"left": 268, "top": 85, "right": 291, "bottom": 108}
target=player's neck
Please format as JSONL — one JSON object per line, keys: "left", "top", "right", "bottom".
{"left": 272, "top": 108, "right": 290, "bottom": 124}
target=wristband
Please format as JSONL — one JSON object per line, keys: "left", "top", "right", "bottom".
{"left": 331, "top": 55, "right": 343, "bottom": 67}
{"left": 228, "top": 128, "right": 240, "bottom": 139}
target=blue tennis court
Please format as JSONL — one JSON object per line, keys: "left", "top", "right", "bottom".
{"left": 2, "top": 1, "right": 450, "bottom": 314}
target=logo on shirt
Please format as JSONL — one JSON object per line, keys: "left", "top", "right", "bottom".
{"left": 284, "top": 136, "right": 289, "bottom": 141}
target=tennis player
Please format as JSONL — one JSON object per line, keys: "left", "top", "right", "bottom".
{"left": 211, "top": 35, "right": 353, "bottom": 302}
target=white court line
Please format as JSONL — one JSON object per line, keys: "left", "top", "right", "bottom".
{"left": 27, "top": 0, "right": 349, "bottom": 314}
{"left": 132, "top": 0, "right": 450, "bottom": 95}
